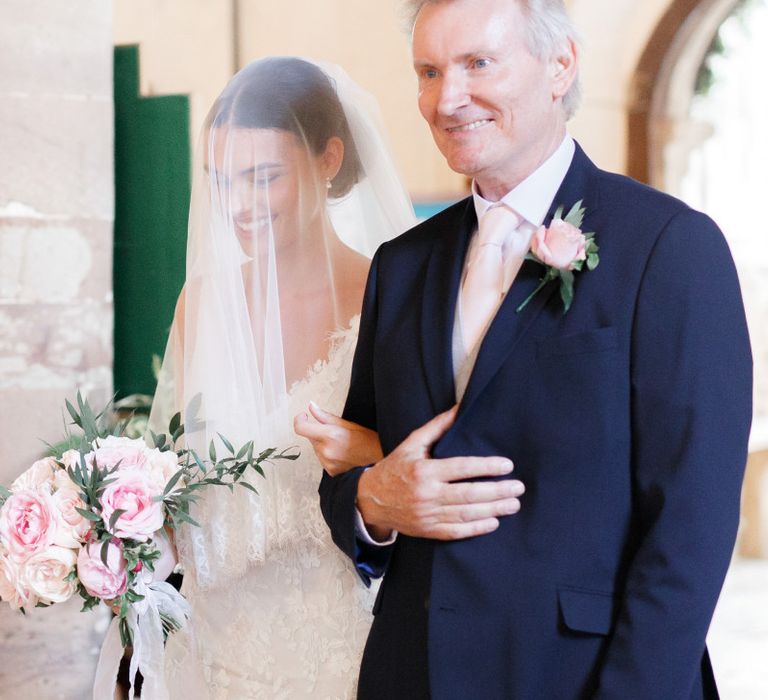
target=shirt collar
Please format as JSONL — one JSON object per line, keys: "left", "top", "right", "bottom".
{"left": 472, "top": 135, "right": 575, "bottom": 228}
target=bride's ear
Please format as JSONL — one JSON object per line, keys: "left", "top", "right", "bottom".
{"left": 320, "top": 136, "right": 344, "bottom": 182}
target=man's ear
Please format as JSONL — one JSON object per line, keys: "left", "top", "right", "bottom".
{"left": 551, "top": 37, "right": 578, "bottom": 101}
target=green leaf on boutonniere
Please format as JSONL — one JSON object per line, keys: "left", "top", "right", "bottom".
{"left": 559, "top": 269, "right": 575, "bottom": 313}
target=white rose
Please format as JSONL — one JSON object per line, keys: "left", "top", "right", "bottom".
{"left": 11, "top": 458, "right": 58, "bottom": 493}
{"left": 51, "top": 471, "right": 91, "bottom": 548}
{"left": 60, "top": 449, "right": 84, "bottom": 472}
{"left": 23, "top": 545, "right": 78, "bottom": 605}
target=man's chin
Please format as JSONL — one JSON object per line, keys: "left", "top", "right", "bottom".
{"left": 443, "top": 152, "right": 484, "bottom": 179}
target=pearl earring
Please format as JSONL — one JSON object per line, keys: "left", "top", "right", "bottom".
{"left": 325, "top": 178, "right": 332, "bottom": 190}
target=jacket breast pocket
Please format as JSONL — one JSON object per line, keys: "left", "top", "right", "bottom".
{"left": 536, "top": 326, "right": 618, "bottom": 359}
{"left": 557, "top": 586, "right": 616, "bottom": 636}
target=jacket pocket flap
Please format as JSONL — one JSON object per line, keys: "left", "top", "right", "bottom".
{"left": 536, "top": 326, "right": 618, "bottom": 358}
{"left": 558, "top": 587, "right": 615, "bottom": 635}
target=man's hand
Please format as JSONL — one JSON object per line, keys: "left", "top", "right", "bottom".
{"left": 294, "top": 402, "right": 384, "bottom": 476}
{"left": 357, "top": 406, "right": 525, "bottom": 541}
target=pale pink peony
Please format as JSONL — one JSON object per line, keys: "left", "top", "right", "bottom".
{"left": 85, "top": 435, "right": 177, "bottom": 491}
{"left": 0, "top": 489, "right": 60, "bottom": 562}
{"left": 76, "top": 540, "right": 128, "bottom": 599}
{"left": 10, "top": 458, "right": 58, "bottom": 493}
{"left": 24, "top": 545, "right": 78, "bottom": 604}
{"left": 147, "top": 449, "right": 182, "bottom": 491}
{"left": 531, "top": 218, "right": 587, "bottom": 271}
{"left": 51, "top": 471, "right": 91, "bottom": 548}
{"left": 86, "top": 435, "right": 152, "bottom": 473}
{"left": 99, "top": 469, "right": 165, "bottom": 542}
{"left": 0, "top": 550, "right": 38, "bottom": 609}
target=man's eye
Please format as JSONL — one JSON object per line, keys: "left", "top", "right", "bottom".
{"left": 421, "top": 68, "right": 439, "bottom": 80}
{"left": 472, "top": 58, "right": 491, "bottom": 69}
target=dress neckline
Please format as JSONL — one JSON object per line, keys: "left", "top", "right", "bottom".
{"left": 288, "top": 314, "right": 360, "bottom": 397}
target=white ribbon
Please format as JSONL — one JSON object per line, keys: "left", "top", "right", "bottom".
{"left": 93, "top": 580, "right": 191, "bottom": 700}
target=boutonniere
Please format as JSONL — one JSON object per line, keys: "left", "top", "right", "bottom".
{"left": 516, "top": 200, "right": 599, "bottom": 314}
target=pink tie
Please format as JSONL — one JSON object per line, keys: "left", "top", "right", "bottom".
{"left": 460, "top": 204, "right": 520, "bottom": 352}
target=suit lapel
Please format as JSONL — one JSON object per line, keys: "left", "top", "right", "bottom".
{"left": 458, "top": 143, "right": 603, "bottom": 417}
{"left": 420, "top": 198, "right": 476, "bottom": 414}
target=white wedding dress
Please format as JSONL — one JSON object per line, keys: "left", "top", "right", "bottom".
{"left": 165, "top": 317, "right": 376, "bottom": 699}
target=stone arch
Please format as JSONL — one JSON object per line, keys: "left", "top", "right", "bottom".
{"left": 627, "top": 0, "right": 741, "bottom": 189}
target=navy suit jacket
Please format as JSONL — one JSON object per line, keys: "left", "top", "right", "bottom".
{"left": 319, "top": 144, "right": 752, "bottom": 699}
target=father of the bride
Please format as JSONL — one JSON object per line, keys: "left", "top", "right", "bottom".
{"left": 319, "top": 0, "right": 752, "bottom": 697}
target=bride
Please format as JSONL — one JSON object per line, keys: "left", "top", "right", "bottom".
{"left": 151, "top": 56, "right": 414, "bottom": 698}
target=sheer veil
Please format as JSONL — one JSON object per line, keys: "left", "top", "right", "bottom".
{"left": 149, "top": 57, "right": 415, "bottom": 590}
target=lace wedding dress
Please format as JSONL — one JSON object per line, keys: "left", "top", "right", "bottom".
{"left": 164, "top": 317, "right": 376, "bottom": 699}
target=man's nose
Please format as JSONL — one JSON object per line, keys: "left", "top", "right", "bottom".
{"left": 436, "top": 71, "right": 470, "bottom": 116}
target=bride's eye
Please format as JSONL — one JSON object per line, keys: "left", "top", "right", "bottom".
{"left": 256, "top": 170, "right": 283, "bottom": 186}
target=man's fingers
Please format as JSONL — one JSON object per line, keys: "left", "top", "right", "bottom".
{"left": 439, "top": 478, "right": 525, "bottom": 505}
{"left": 438, "top": 498, "right": 522, "bottom": 523}
{"left": 427, "top": 455, "right": 515, "bottom": 482}
{"left": 406, "top": 405, "right": 459, "bottom": 450}
{"left": 429, "top": 518, "right": 501, "bottom": 541}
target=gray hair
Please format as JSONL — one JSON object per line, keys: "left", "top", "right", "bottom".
{"left": 403, "top": 0, "right": 581, "bottom": 120}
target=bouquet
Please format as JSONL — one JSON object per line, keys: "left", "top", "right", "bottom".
{"left": 0, "top": 392, "right": 296, "bottom": 699}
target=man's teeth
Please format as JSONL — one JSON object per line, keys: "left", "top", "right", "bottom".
{"left": 448, "top": 119, "right": 491, "bottom": 132}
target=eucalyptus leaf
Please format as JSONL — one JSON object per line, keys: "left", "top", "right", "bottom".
{"left": 100, "top": 539, "right": 111, "bottom": 566}
{"left": 218, "top": 433, "right": 235, "bottom": 455}
{"left": 169, "top": 412, "right": 181, "bottom": 437}
{"left": 75, "top": 507, "right": 102, "bottom": 523}
{"left": 108, "top": 508, "right": 127, "bottom": 530}
{"left": 65, "top": 399, "right": 83, "bottom": 428}
{"left": 163, "top": 469, "right": 184, "bottom": 496}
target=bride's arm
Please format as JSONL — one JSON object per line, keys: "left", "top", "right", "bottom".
{"left": 294, "top": 402, "right": 383, "bottom": 477}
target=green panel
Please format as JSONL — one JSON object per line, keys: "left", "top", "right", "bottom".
{"left": 113, "top": 45, "right": 190, "bottom": 399}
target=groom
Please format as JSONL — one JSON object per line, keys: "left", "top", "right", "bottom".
{"left": 319, "top": 0, "right": 752, "bottom": 697}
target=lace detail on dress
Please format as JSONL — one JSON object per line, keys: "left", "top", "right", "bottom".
{"left": 165, "top": 316, "right": 375, "bottom": 699}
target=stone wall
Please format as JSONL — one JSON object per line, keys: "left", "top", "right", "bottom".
{"left": 0, "top": 1, "right": 114, "bottom": 697}
{"left": 0, "top": 0, "right": 114, "bottom": 482}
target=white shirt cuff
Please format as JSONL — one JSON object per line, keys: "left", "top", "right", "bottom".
{"left": 354, "top": 507, "right": 397, "bottom": 546}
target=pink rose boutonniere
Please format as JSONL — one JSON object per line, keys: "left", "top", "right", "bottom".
{"left": 517, "top": 199, "right": 599, "bottom": 314}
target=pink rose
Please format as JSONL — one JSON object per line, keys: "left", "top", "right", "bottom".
{"left": 0, "top": 489, "right": 60, "bottom": 561}
{"left": 51, "top": 471, "right": 91, "bottom": 548}
{"left": 11, "top": 458, "right": 58, "bottom": 492}
{"left": 76, "top": 540, "right": 128, "bottom": 599}
{"left": 99, "top": 469, "right": 165, "bottom": 542}
{"left": 531, "top": 218, "right": 587, "bottom": 270}
{"left": 0, "top": 550, "right": 38, "bottom": 609}
{"left": 24, "top": 545, "right": 78, "bottom": 604}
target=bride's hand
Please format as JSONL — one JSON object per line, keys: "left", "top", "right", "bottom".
{"left": 294, "top": 402, "right": 383, "bottom": 477}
